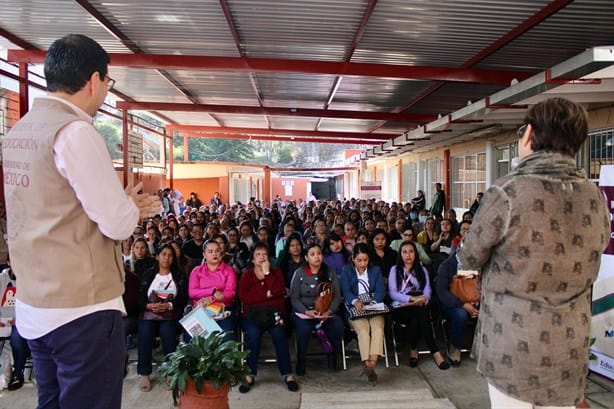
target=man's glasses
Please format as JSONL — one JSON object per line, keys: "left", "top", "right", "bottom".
{"left": 107, "top": 77, "right": 116, "bottom": 90}
{"left": 517, "top": 124, "right": 527, "bottom": 138}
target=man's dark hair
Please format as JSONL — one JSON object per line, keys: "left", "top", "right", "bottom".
{"left": 44, "top": 34, "right": 110, "bottom": 94}
{"left": 524, "top": 97, "right": 588, "bottom": 157}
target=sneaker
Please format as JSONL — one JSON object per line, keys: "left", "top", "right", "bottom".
{"left": 7, "top": 373, "right": 24, "bottom": 391}
{"left": 448, "top": 345, "right": 461, "bottom": 366}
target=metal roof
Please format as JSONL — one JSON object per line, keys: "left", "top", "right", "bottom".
{"left": 1, "top": 0, "right": 614, "bottom": 151}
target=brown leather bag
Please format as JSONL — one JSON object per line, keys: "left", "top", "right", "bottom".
{"left": 450, "top": 275, "right": 480, "bottom": 304}
{"left": 314, "top": 281, "right": 333, "bottom": 314}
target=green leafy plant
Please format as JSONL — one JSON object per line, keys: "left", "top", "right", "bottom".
{"left": 589, "top": 337, "right": 597, "bottom": 361}
{"left": 159, "top": 332, "right": 250, "bottom": 405}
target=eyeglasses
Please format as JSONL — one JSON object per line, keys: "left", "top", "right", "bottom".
{"left": 106, "top": 77, "right": 116, "bottom": 90}
{"left": 517, "top": 124, "right": 527, "bottom": 138}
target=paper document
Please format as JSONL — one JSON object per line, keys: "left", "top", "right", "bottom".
{"left": 180, "top": 305, "right": 223, "bottom": 338}
{"left": 364, "top": 302, "right": 387, "bottom": 311}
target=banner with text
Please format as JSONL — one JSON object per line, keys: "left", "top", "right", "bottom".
{"left": 591, "top": 165, "right": 614, "bottom": 380}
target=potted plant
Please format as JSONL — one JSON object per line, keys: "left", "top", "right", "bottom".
{"left": 159, "top": 332, "right": 250, "bottom": 409}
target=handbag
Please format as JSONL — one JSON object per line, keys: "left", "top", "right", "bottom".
{"left": 314, "top": 322, "right": 334, "bottom": 353}
{"left": 246, "top": 306, "right": 281, "bottom": 330}
{"left": 140, "top": 279, "right": 179, "bottom": 321}
{"left": 344, "top": 292, "right": 389, "bottom": 320}
{"left": 450, "top": 275, "right": 480, "bottom": 303}
{"left": 314, "top": 281, "right": 333, "bottom": 314}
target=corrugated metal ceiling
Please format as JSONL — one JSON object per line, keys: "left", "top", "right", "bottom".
{"left": 1, "top": 0, "right": 614, "bottom": 150}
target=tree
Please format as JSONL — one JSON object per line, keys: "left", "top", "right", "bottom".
{"left": 95, "top": 122, "right": 122, "bottom": 159}
{"left": 272, "top": 142, "right": 295, "bottom": 164}
{"left": 187, "top": 138, "right": 255, "bottom": 162}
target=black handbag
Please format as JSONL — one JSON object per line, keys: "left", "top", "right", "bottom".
{"left": 344, "top": 292, "right": 389, "bottom": 320}
{"left": 246, "top": 306, "right": 281, "bottom": 330}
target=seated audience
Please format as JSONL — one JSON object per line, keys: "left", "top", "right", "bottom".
{"left": 291, "top": 243, "right": 344, "bottom": 376}
{"left": 238, "top": 242, "right": 299, "bottom": 393}
{"left": 136, "top": 244, "right": 188, "bottom": 392}
{"left": 188, "top": 240, "right": 237, "bottom": 341}
{"left": 389, "top": 241, "right": 449, "bottom": 370}
{"left": 340, "top": 244, "right": 386, "bottom": 386}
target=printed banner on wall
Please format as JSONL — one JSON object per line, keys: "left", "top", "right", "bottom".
{"left": 590, "top": 165, "right": 614, "bottom": 380}
{"left": 360, "top": 181, "right": 382, "bottom": 200}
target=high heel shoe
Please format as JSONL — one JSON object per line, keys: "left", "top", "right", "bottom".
{"left": 239, "top": 376, "right": 255, "bottom": 393}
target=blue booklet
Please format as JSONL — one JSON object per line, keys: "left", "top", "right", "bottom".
{"left": 180, "top": 305, "right": 223, "bottom": 338}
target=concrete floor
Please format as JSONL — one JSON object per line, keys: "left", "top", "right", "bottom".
{"left": 1, "top": 340, "right": 612, "bottom": 409}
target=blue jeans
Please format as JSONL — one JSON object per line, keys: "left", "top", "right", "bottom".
{"left": 241, "top": 317, "right": 293, "bottom": 377}
{"left": 440, "top": 304, "right": 470, "bottom": 349}
{"left": 10, "top": 325, "right": 30, "bottom": 376}
{"left": 137, "top": 319, "right": 179, "bottom": 375}
{"left": 27, "top": 310, "right": 125, "bottom": 409}
{"left": 293, "top": 314, "right": 344, "bottom": 361}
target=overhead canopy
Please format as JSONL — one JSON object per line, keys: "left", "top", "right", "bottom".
{"left": 2, "top": 0, "right": 614, "bottom": 151}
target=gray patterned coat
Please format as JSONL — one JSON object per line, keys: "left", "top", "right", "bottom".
{"left": 457, "top": 152, "right": 610, "bottom": 406}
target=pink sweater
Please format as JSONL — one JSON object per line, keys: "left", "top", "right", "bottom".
{"left": 188, "top": 262, "right": 236, "bottom": 307}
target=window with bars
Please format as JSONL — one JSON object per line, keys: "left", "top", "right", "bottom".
{"left": 402, "top": 161, "right": 417, "bottom": 202}
{"left": 581, "top": 127, "right": 614, "bottom": 182}
{"left": 496, "top": 142, "right": 518, "bottom": 179}
{"left": 425, "top": 158, "right": 443, "bottom": 207}
{"left": 451, "top": 152, "right": 486, "bottom": 210}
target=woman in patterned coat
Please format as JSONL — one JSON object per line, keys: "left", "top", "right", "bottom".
{"left": 457, "top": 98, "right": 610, "bottom": 408}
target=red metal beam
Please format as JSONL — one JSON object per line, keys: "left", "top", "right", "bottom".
{"left": 0, "top": 26, "right": 37, "bottom": 50}
{"left": 116, "top": 101, "right": 436, "bottom": 123}
{"left": 75, "top": 0, "right": 202, "bottom": 108}
{"left": 219, "top": 0, "right": 270, "bottom": 128}
{"left": 176, "top": 131, "right": 380, "bottom": 145}
{"left": 373, "top": 0, "right": 573, "bottom": 133}
{"left": 167, "top": 124, "right": 392, "bottom": 141}
{"left": 8, "top": 50, "right": 533, "bottom": 85}
{"left": 317, "top": 0, "right": 378, "bottom": 130}
{"left": 462, "top": 0, "right": 574, "bottom": 68}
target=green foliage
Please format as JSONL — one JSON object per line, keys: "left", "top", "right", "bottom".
{"left": 187, "top": 138, "right": 255, "bottom": 162}
{"left": 95, "top": 122, "right": 122, "bottom": 160}
{"left": 589, "top": 337, "right": 597, "bottom": 361}
{"left": 272, "top": 142, "right": 295, "bottom": 164}
{"left": 159, "top": 332, "right": 250, "bottom": 405}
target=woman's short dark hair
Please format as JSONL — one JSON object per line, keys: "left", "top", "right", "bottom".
{"left": 524, "top": 97, "right": 589, "bottom": 157}
{"left": 44, "top": 34, "right": 110, "bottom": 94}
{"left": 250, "top": 241, "right": 269, "bottom": 261}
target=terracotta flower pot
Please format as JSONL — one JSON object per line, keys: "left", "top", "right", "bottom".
{"left": 176, "top": 378, "right": 230, "bottom": 409}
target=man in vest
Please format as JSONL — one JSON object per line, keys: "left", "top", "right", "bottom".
{"left": 2, "top": 34, "right": 160, "bottom": 409}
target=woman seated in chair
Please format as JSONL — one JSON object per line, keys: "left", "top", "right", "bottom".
{"left": 136, "top": 244, "right": 188, "bottom": 392}
{"left": 340, "top": 243, "right": 386, "bottom": 385}
{"left": 388, "top": 241, "right": 449, "bottom": 370}
{"left": 238, "top": 241, "right": 299, "bottom": 393}
{"left": 290, "top": 242, "right": 344, "bottom": 376}
{"left": 436, "top": 221, "right": 478, "bottom": 367}
{"left": 188, "top": 239, "right": 237, "bottom": 341}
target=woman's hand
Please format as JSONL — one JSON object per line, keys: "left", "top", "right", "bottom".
{"left": 353, "top": 300, "right": 365, "bottom": 314}
{"left": 254, "top": 259, "right": 270, "bottom": 280}
{"left": 212, "top": 289, "right": 224, "bottom": 301}
{"left": 463, "top": 303, "right": 479, "bottom": 318}
{"left": 149, "top": 302, "right": 167, "bottom": 313}
{"left": 305, "top": 309, "right": 319, "bottom": 318}
{"left": 410, "top": 295, "right": 427, "bottom": 307}
{"left": 200, "top": 296, "right": 214, "bottom": 307}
